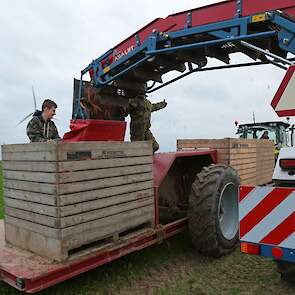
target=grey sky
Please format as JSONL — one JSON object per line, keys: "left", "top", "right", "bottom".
{"left": 0, "top": 0, "right": 289, "bottom": 151}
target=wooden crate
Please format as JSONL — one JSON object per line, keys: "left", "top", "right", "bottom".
{"left": 2, "top": 141, "right": 154, "bottom": 261}
{"left": 177, "top": 138, "right": 275, "bottom": 185}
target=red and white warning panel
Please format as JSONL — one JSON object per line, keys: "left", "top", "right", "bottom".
{"left": 239, "top": 186, "right": 295, "bottom": 248}
{"left": 271, "top": 65, "right": 295, "bottom": 117}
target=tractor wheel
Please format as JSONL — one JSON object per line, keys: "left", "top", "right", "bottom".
{"left": 277, "top": 261, "right": 295, "bottom": 284}
{"left": 188, "top": 164, "right": 240, "bottom": 257}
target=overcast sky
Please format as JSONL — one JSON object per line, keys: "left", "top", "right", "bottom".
{"left": 0, "top": 0, "right": 289, "bottom": 151}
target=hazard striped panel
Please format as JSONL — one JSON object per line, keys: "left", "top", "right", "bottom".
{"left": 239, "top": 186, "right": 295, "bottom": 249}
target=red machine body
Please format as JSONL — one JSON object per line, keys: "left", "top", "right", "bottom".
{"left": 95, "top": 0, "right": 295, "bottom": 75}
{"left": 63, "top": 119, "right": 126, "bottom": 142}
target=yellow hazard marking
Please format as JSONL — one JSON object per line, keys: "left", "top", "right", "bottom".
{"left": 251, "top": 13, "right": 267, "bottom": 23}
{"left": 103, "top": 66, "right": 110, "bottom": 74}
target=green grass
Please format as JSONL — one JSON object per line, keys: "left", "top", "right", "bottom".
{"left": 155, "top": 250, "right": 295, "bottom": 295}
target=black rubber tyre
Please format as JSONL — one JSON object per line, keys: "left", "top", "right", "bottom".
{"left": 277, "top": 261, "right": 295, "bottom": 284}
{"left": 188, "top": 164, "right": 240, "bottom": 257}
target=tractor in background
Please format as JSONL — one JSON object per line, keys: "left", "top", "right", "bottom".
{"left": 236, "top": 121, "right": 292, "bottom": 158}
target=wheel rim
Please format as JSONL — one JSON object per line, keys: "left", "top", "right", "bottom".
{"left": 218, "top": 182, "right": 239, "bottom": 241}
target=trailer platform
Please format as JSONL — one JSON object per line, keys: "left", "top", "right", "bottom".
{"left": 0, "top": 218, "right": 187, "bottom": 293}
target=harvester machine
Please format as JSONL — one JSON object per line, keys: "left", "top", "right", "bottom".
{"left": 2, "top": 0, "right": 295, "bottom": 292}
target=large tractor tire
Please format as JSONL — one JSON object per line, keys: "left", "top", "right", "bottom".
{"left": 277, "top": 261, "right": 295, "bottom": 284}
{"left": 188, "top": 164, "right": 240, "bottom": 257}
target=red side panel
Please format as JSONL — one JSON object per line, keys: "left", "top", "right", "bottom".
{"left": 114, "top": 1, "right": 236, "bottom": 58}
{"left": 242, "top": 0, "right": 295, "bottom": 16}
{"left": 283, "top": 7, "right": 295, "bottom": 19}
{"left": 112, "top": 0, "right": 295, "bottom": 62}
{"left": 153, "top": 150, "right": 217, "bottom": 187}
{"left": 63, "top": 119, "right": 126, "bottom": 142}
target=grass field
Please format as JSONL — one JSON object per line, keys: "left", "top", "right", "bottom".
{"left": 0, "top": 165, "right": 295, "bottom": 294}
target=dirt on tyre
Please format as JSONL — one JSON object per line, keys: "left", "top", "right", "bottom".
{"left": 277, "top": 261, "right": 295, "bottom": 284}
{"left": 188, "top": 164, "right": 240, "bottom": 257}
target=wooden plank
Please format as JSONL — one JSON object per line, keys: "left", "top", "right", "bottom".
{"left": 59, "top": 180, "right": 153, "bottom": 205}
{"left": 229, "top": 154, "right": 257, "bottom": 161}
{"left": 233, "top": 170, "right": 256, "bottom": 177}
{"left": 230, "top": 158, "right": 258, "bottom": 165}
{"left": 4, "top": 197, "right": 58, "bottom": 217}
{"left": 59, "top": 164, "right": 153, "bottom": 183}
{"left": 4, "top": 205, "right": 154, "bottom": 240}
{"left": 229, "top": 138, "right": 258, "bottom": 148}
{"left": 2, "top": 151, "right": 57, "bottom": 162}
{"left": 5, "top": 216, "right": 60, "bottom": 239}
{"left": 3, "top": 170, "right": 57, "bottom": 183}
{"left": 4, "top": 179, "right": 56, "bottom": 195}
{"left": 229, "top": 148, "right": 257, "bottom": 154}
{"left": 2, "top": 142, "right": 152, "bottom": 162}
{"left": 2, "top": 143, "right": 56, "bottom": 153}
{"left": 60, "top": 198, "right": 154, "bottom": 227}
{"left": 58, "top": 156, "right": 153, "bottom": 172}
{"left": 65, "top": 212, "right": 154, "bottom": 251}
{"left": 4, "top": 197, "right": 154, "bottom": 228}
{"left": 256, "top": 163, "right": 275, "bottom": 169}
{"left": 5, "top": 207, "right": 58, "bottom": 227}
{"left": 177, "top": 139, "right": 230, "bottom": 148}
{"left": 241, "top": 179, "right": 257, "bottom": 185}
{"left": 57, "top": 142, "right": 152, "bottom": 161}
{"left": 62, "top": 205, "right": 154, "bottom": 239}
{"left": 240, "top": 173, "right": 257, "bottom": 180}
{"left": 2, "top": 161, "right": 57, "bottom": 172}
{"left": 76, "top": 147, "right": 152, "bottom": 161}
{"left": 58, "top": 172, "right": 153, "bottom": 195}
{"left": 58, "top": 141, "right": 151, "bottom": 152}
{"left": 230, "top": 162, "right": 256, "bottom": 171}
{"left": 4, "top": 220, "right": 153, "bottom": 262}
{"left": 60, "top": 188, "right": 153, "bottom": 216}
{"left": 2, "top": 148, "right": 152, "bottom": 162}
{"left": 4, "top": 222, "right": 65, "bottom": 262}
{"left": 256, "top": 170, "right": 274, "bottom": 176}
{"left": 4, "top": 164, "right": 152, "bottom": 186}
{"left": 4, "top": 188, "right": 57, "bottom": 205}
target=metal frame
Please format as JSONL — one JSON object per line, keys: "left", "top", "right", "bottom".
{"left": 80, "top": 11, "right": 295, "bottom": 89}
{"left": 73, "top": 5, "right": 295, "bottom": 115}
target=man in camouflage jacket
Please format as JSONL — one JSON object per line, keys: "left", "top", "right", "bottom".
{"left": 26, "top": 99, "right": 61, "bottom": 142}
{"left": 127, "top": 95, "right": 167, "bottom": 153}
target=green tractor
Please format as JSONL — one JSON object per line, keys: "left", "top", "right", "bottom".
{"left": 236, "top": 121, "right": 291, "bottom": 158}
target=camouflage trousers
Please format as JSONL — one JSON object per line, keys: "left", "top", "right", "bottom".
{"left": 129, "top": 98, "right": 160, "bottom": 153}
{"left": 130, "top": 119, "right": 159, "bottom": 153}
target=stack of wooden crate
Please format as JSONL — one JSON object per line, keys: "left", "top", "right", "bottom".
{"left": 2, "top": 141, "right": 154, "bottom": 261}
{"left": 177, "top": 138, "right": 275, "bottom": 185}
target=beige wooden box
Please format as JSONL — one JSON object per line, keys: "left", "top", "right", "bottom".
{"left": 177, "top": 138, "right": 275, "bottom": 185}
{"left": 2, "top": 141, "right": 154, "bottom": 261}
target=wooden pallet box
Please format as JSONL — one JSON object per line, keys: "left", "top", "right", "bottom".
{"left": 177, "top": 138, "right": 275, "bottom": 185}
{"left": 2, "top": 141, "right": 154, "bottom": 261}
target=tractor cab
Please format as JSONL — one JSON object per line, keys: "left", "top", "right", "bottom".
{"left": 236, "top": 121, "right": 290, "bottom": 147}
